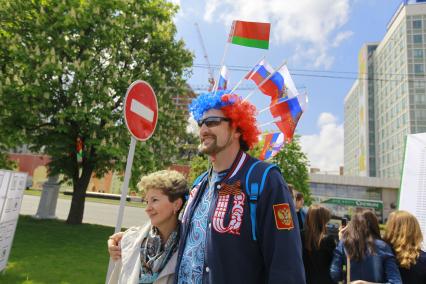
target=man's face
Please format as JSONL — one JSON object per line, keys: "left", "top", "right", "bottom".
{"left": 198, "top": 109, "right": 235, "bottom": 155}
{"left": 296, "top": 198, "right": 304, "bottom": 210}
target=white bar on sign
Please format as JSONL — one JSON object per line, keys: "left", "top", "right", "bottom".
{"left": 130, "top": 99, "right": 154, "bottom": 122}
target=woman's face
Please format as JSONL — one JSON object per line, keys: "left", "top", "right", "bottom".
{"left": 144, "top": 188, "right": 181, "bottom": 228}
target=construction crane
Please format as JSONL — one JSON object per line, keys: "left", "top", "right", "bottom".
{"left": 194, "top": 22, "right": 215, "bottom": 90}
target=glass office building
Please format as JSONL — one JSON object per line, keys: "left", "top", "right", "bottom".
{"left": 344, "top": 1, "right": 426, "bottom": 178}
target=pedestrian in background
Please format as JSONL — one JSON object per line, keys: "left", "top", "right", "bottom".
{"left": 295, "top": 192, "right": 307, "bottom": 237}
{"left": 303, "top": 204, "right": 336, "bottom": 284}
{"left": 384, "top": 210, "right": 426, "bottom": 284}
{"left": 330, "top": 210, "right": 402, "bottom": 284}
{"left": 361, "top": 209, "right": 382, "bottom": 239}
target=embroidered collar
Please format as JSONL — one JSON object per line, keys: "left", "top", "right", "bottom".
{"left": 206, "top": 151, "right": 248, "bottom": 187}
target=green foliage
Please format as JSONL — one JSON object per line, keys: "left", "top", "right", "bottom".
{"left": 188, "top": 154, "right": 209, "bottom": 184}
{"left": 0, "top": 152, "right": 13, "bottom": 169}
{"left": 0, "top": 0, "right": 193, "bottom": 223}
{"left": 271, "top": 136, "right": 311, "bottom": 204}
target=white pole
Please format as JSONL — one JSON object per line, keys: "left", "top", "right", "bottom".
{"left": 213, "top": 42, "right": 230, "bottom": 94}
{"left": 257, "top": 94, "right": 302, "bottom": 114}
{"left": 105, "top": 136, "right": 137, "bottom": 283}
{"left": 229, "top": 55, "right": 265, "bottom": 94}
{"left": 257, "top": 117, "right": 282, "bottom": 128}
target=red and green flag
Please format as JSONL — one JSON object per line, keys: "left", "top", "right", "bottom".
{"left": 228, "top": 20, "right": 271, "bottom": 49}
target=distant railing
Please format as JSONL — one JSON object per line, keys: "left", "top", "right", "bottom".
{"left": 62, "top": 191, "right": 142, "bottom": 202}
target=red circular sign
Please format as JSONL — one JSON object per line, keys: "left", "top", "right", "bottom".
{"left": 124, "top": 80, "right": 158, "bottom": 141}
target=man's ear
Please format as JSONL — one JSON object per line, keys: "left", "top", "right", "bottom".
{"left": 234, "top": 127, "right": 242, "bottom": 139}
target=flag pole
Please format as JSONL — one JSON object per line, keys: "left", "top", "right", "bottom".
{"left": 257, "top": 117, "right": 282, "bottom": 128}
{"left": 213, "top": 20, "right": 237, "bottom": 94}
{"left": 229, "top": 55, "right": 265, "bottom": 94}
{"left": 243, "top": 60, "right": 287, "bottom": 102}
{"left": 257, "top": 93, "right": 306, "bottom": 115}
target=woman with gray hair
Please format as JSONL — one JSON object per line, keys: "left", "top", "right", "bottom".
{"left": 108, "top": 170, "right": 188, "bottom": 284}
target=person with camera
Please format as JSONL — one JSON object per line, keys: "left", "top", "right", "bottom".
{"left": 330, "top": 210, "right": 402, "bottom": 284}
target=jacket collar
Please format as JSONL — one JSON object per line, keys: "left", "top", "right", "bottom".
{"left": 217, "top": 150, "right": 249, "bottom": 184}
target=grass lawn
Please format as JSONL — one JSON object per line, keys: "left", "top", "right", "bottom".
{"left": 0, "top": 215, "right": 114, "bottom": 284}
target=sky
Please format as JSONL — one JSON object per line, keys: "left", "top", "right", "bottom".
{"left": 171, "top": 0, "right": 403, "bottom": 172}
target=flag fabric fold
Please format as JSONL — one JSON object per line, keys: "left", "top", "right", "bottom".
{"left": 246, "top": 59, "right": 285, "bottom": 98}
{"left": 270, "top": 93, "right": 308, "bottom": 142}
{"left": 217, "top": 66, "right": 229, "bottom": 90}
{"left": 278, "top": 65, "right": 299, "bottom": 99}
{"left": 259, "top": 132, "right": 285, "bottom": 160}
{"left": 228, "top": 20, "right": 271, "bottom": 49}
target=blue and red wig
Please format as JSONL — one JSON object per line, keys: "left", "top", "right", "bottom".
{"left": 189, "top": 90, "right": 260, "bottom": 151}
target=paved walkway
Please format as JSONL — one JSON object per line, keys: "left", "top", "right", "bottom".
{"left": 20, "top": 195, "right": 149, "bottom": 229}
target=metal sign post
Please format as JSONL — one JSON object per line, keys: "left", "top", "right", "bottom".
{"left": 105, "top": 81, "right": 158, "bottom": 283}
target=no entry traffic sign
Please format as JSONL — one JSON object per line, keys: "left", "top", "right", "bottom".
{"left": 124, "top": 80, "right": 158, "bottom": 141}
{"left": 107, "top": 80, "right": 159, "bottom": 281}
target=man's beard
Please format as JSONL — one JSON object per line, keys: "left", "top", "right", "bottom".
{"left": 199, "top": 133, "right": 232, "bottom": 155}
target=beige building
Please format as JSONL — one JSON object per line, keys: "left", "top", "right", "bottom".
{"left": 309, "top": 173, "right": 399, "bottom": 222}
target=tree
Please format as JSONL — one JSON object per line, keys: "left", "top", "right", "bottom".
{"left": 188, "top": 154, "right": 209, "bottom": 184}
{"left": 271, "top": 136, "right": 311, "bottom": 204}
{"left": 0, "top": 0, "right": 193, "bottom": 224}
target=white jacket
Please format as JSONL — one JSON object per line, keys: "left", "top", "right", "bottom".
{"left": 108, "top": 224, "right": 177, "bottom": 284}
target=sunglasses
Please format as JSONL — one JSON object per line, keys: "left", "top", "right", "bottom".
{"left": 197, "top": 116, "right": 231, "bottom": 128}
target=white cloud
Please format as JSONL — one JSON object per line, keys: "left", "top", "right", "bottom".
{"left": 168, "top": 0, "right": 180, "bottom": 6}
{"left": 318, "top": 112, "right": 337, "bottom": 126}
{"left": 300, "top": 112, "right": 343, "bottom": 171}
{"left": 168, "top": 0, "right": 184, "bottom": 22}
{"left": 332, "top": 31, "right": 354, "bottom": 47}
{"left": 202, "top": 0, "right": 352, "bottom": 69}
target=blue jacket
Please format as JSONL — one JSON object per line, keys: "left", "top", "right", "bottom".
{"left": 330, "top": 239, "right": 402, "bottom": 284}
{"left": 175, "top": 151, "right": 305, "bottom": 284}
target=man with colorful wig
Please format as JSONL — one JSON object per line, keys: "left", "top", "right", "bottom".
{"left": 175, "top": 90, "right": 305, "bottom": 283}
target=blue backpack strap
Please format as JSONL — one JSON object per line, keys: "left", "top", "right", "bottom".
{"left": 245, "top": 160, "right": 279, "bottom": 241}
{"left": 187, "top": 171, "right": 208, "bottom": 201}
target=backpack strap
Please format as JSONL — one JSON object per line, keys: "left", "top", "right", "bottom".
{"left": 187, "top": 171, "right": 208, "bottom": 201}
{"left": 245, "top": 160, "right": 279, "bottom": 241}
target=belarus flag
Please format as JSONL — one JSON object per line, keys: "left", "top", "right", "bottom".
{"left": 228, "top": 20, "right": 271, "bottom": 49}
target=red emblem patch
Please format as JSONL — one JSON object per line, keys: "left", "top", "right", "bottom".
{"left": 273, "top": 203, "right": 294, "bottom": 230}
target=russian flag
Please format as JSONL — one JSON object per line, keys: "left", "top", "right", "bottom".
{"left": 246, "top": 60, "right": 286, "bottom": 98}
{"left": 270, "top": 93, "right": 308, "bottom": 141}
{"left": 217, "top": 66, "right": 229, "bottom": 90}
{"left": 277, "top": 65, "right": 299, "bottom": 99}
{"left": 259, "top": 132, "right": 285, "bottom": 160}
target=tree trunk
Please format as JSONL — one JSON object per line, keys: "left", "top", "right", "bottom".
{"left": 66, "top": 162, "right": 94, "bottom": 224}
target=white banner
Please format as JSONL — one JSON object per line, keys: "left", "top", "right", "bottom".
{"left": 0, "top": 170, "right": 27, "bottom": 272}
{"left": 399, "top": 133, "right": 426, "bottom": 249}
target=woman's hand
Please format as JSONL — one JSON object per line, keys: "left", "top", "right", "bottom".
{"left": 108, "top": 232, "right": 124, "bottom": 261}
{"left": 338, "top": 225, "right": 347, "bottom": 240}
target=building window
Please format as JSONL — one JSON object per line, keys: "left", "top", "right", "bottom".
{"left": 415, "top": 64, "right": 424, "bottom": 74}
{"left": 413, "top": 34, "right": 423, "bottom": 44}
{"left": 413, "top": 20, "right": 422, "bottom": 29}
{"left": 414, "top": 49, "right": 424, "bottom": 59}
